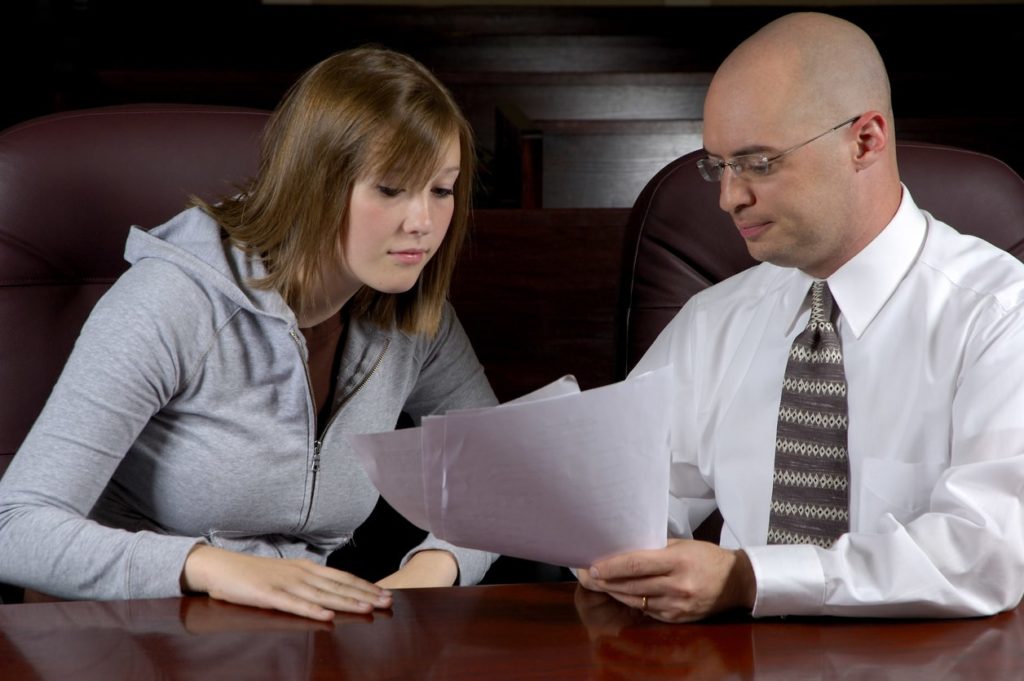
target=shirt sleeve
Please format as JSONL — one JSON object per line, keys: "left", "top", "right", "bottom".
{"left": 0, "top": 261, "right": 209, "bottom": 600}
{"left": 631, "top": 302, "right": 718, "bottom": 539}
{"left": 399, "top": 302, "right": 500, "bottom": 584}
{"left": 747, "top": 298, "right": 1024, "bottom": 617}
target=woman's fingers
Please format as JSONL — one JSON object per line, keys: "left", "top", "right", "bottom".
{"left": 290, "top": 568, "right": 393, "bottom": 613}
{"left": 304, "top": 562, "right": 391, "bottom": 601}
{"left": 184, "top": 546, "right": 393, "bottom": 620}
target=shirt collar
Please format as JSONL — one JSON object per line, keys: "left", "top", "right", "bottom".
{"left": 781, "top": 184, "right": 926, "bottom": 338}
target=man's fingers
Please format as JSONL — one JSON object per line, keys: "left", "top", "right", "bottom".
{"left": 576, "top": 567, "right": 598, "bottom": 590}
{"left": 596, "top": 577, "right": 663, "bottom": 601}
{"left": 590, "top": 549, "right": 674, "bottom": 582}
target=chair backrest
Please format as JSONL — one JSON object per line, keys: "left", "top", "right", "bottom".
{"left": 0, "top": 104, "right": 271, "bottom": 475}
{"left": 618, "top": 142, "right": 1024, "bottom": 375}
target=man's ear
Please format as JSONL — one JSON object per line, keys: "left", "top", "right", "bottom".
{"left": 851, "top": 111, "right": 889, "bottom": 170}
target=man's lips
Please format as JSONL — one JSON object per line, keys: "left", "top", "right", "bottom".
{"left": 737, "top": 222, "right": 771, "bottom": 240}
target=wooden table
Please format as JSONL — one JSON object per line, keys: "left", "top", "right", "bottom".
{"left": 1, "top": 582, "right": 1021, "bottom": 679}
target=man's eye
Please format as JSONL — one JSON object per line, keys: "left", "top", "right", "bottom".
{"left": 377, "top": 185, "right": 403, "bottom": 198}
{"left": 748, "top": 160, "right": 773, "bottom": 176}
{"left": 725, "top": 159, "right": 750, "bottom": 176}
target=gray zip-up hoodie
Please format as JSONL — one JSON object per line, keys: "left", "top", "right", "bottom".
{"left": 0, "top": 207, "right": 497, "bottom": 599}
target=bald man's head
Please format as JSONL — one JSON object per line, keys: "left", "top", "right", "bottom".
{"left": 709, "top": 13, "right": 891, "bottom": 132}
{"left": 701, "top": 13, "right": 903, "bottom": 278}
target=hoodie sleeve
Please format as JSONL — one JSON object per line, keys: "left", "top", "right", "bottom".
{"left": 399, "top": 302, "right": 500, "bottom": 584}
{"left": 401, "top": 301, "right": 497, "bottom": 421}
{"left": 0, "top": 259, "right": 214, "bottom": 599}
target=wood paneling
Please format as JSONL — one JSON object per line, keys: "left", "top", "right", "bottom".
{"left": 4, "top": 3, "right": 1020, "bottom": 181}
{"left": 448, "top": 70, "right": 709, "bottom": 149}
{"left": 497, "top": 108, "right": 705, "bottom": 207}
{"left": 452, "top": 208, "right": 632, "bottom": 400}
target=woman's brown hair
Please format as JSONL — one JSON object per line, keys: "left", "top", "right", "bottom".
{"left": 198, "top": 46, "right": 474, "bottom": 336}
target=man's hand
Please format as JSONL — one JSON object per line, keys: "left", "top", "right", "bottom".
{"left": 376, "top": 549, "right": 459, "bottom": 589}
{"left": 182, "top": 545, "right": 392, "bottom": 621}
{"left": 577, "top": 539, "right": 756, "bottom": 623}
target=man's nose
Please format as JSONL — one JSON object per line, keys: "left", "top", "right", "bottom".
{"left": 718, "top": 168, "right": 754, "bottom": 215}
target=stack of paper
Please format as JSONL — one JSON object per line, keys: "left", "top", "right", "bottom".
{"left": 348, "top": 366, "right": 673, "bottom": 568}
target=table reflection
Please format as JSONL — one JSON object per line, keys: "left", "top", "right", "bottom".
{"left": 572, "top": 587, "right": 1024, "bottom": 680}
{"left": 1, "top": 583, "right": 1021, "bottom": 680}
{"left": 0, "top": 585, "right": 589, "bottom": 681}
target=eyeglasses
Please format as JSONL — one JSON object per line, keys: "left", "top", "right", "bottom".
{"left": 696, "top": 115, "right": 861, "bottom": 182}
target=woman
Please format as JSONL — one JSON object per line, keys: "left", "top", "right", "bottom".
{"left": 0, "top": 47, "right": 496, "bottom": 620}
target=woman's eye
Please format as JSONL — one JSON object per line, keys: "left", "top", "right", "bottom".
{"left": 377, "top": 185, "right": 404, "bottom": 198}
{"left": 431, "top": 187, "right": 455, "bottom": 198}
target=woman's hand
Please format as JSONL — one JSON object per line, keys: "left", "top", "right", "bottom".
{"left": 181, "top": 544, "right": 392, "bottom": 621}
{"left": 377, "top": 549, "right": 459, "bottom": 589}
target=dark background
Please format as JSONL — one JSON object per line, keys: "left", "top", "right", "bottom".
{"left": 3, "top": 1, "right": 1022, "bottom": 177}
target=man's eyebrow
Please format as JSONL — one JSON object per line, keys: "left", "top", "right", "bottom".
{"left": 736, "top": 145, "right": 776, "bottom": 156}
{"left": 704, "top": 144, "right": 777, "bottom": 159}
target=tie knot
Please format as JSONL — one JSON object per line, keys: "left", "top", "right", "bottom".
{"left": 809, "top": 281, "right": 835, "bottom": 327}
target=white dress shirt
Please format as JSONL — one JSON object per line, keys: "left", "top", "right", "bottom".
{"left": 632, "top": 187, "right": 1024, "bottom": 617}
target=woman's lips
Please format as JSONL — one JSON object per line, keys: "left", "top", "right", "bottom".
{"left": 388, "top": 249, "right": 427, "bottom": 264}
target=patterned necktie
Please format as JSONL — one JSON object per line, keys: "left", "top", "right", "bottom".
{"left": 767, "top": 281, "right": 850, "bottom": 548}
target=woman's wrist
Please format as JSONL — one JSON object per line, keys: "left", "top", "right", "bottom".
{"left": 380, "top": 549, "right": 459, "bottom": 588}
{"left": 181, "top": 543, "right": 216, "bottom": 594}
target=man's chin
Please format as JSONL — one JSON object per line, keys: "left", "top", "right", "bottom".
{"left": 743, "top": 243, "right": 774, "bottom": 265}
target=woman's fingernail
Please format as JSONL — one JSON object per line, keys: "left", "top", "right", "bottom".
{"left": 589, "top": 567, "right": 600, "bottom": 579}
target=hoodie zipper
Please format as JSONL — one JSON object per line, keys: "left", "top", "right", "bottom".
{"left": 335, "top": 337, "right": 390, "bottom": 412}
{"left": 290, "top": 330, "right": 390, "bottom": 530}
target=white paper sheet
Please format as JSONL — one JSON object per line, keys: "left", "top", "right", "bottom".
{"left": 348, "top": 426, "right": 430, "bottom": 530}
{"left": 349, "top": 375, "right": 581, "bottom": 533}
{"left": 349, "top": 367, "right": 672, "bottom": 568}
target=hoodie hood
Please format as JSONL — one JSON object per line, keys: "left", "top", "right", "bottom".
{"left": 124, "top": 206, "right": 295, "bottom": 323}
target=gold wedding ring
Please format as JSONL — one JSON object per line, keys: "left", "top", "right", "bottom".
{"left": 641, "top": 595, "right": 648, "bottom": 611}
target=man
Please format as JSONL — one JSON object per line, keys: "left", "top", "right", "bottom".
{"left": 578, "top": 12, "right": 1024, "bottom": 620}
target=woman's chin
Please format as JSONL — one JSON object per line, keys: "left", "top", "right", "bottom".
{"left": 370, "top": 279, "right": 419, "bottom": 295}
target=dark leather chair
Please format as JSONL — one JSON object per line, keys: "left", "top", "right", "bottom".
{"left": 617, "top": 142, "right": 1024, "bottom": 542}
{"left": 0, "top": 104, "right": 270, "bottom": 478}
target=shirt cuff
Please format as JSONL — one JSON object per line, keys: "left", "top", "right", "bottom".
{"left": 744, "top": 544, "right": 826, "bottom": 616}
